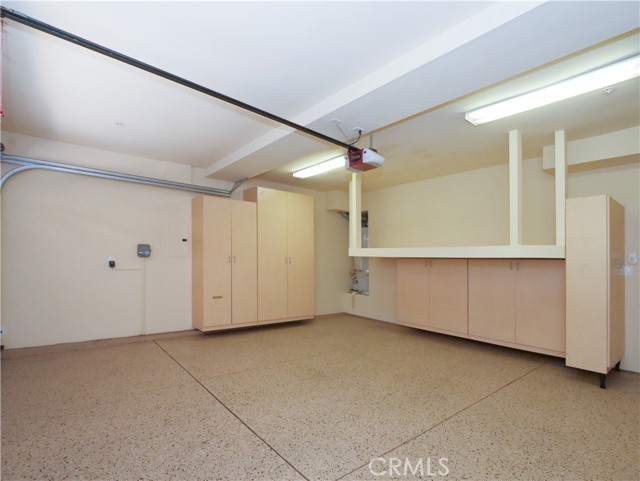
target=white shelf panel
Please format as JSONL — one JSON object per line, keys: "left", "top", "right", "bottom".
{"left": 349, "top": 245, "right": 565, "bottom": 259}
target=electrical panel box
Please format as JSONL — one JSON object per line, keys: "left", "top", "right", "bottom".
{"left": 137, "top": 244, "right": 151, "bottom": 257}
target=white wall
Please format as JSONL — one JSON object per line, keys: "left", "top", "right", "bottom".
{"left": 1, "top": 133, "right": 352, "bottom": 348}
{"left": 2, "top": 167, "right": 195, "bottom": 348}
{"left": 367, "top": 163, "right": 510, "bottom": 248}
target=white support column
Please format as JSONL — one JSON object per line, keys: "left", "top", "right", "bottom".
{"left": 554, "top": 130, "right": 567, "bottom": 246}
{"left": 349, "top": 172, "right": 362, "bottom": 250}
{"left": 509, "top": 129, "right": 523, "bottom": 246}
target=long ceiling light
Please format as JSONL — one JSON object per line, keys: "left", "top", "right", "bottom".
{"left": 465, "top": 55, "right": 640, "bottom": 126}
{"left": 293, "top": 156, "right": 345, "bottom": 178}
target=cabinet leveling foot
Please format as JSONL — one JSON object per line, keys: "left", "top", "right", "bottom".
{"left": 600, "top": 362, "right": 622, "bottom": 388}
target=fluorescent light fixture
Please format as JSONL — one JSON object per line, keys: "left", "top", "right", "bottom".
{"left": 465, "top": 55, "right": 640, "bottom": 126}
{"left": 293, "top": 155, "right": 345, "bottom": 178}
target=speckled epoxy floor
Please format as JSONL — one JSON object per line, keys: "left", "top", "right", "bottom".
{"left": 2, "top": 314, "right": 638, "bottom": 481}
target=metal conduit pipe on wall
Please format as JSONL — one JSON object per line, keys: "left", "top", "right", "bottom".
{"left": 0, "top": 154, "right": 232, "bottom": 196}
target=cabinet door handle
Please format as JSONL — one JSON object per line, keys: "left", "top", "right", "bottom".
{"left": 228, "top": 256, "right": 232, "bottom": 264}
{"left": 233, "top": 256, "right": 236, "bottom": 263}
{"left": 510, "top": 261, "right": 513, "bottom": 270}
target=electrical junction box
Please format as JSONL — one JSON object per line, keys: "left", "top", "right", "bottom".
{"left": 137, "top": 244, "right": 151, "bottom": 257}
{"left": 346, "top": 148, "right": 384, "bottom": 172}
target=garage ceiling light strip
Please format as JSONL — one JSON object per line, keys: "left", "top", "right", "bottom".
{"left": 0, "top": 7, "right": 354, "bottom": 152}
{"left": 465, "top": 55, "right": 640, "bottom": 125}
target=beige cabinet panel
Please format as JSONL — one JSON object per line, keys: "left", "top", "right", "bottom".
{"left": 515, "top": 260, "right": 565, "bottom": 352}
{"left": 397, "top": 259, "right": 467, "bottom": 334}
{"left": 287, "top": 192, "right": 315, "bottom": 318}
{"left": 608, "top": 199, "right": 625, "bottom": 369}
{"left": 255, "top": 188, "right": 289, "bottom": 322}
{"left": 429, "top": 259, "right": 468, "bottom": 334}
{"left": 468, "top": 259, "right": 516, "bottom": 342}
{"left": 192, "top": 196, "right": 232, "bottom": 329}
{"left": 192, "top": 196, "right": 257, "bottom": 331}
{"left": 566, "top": 195, "right": 625, "bottom": 380}
{"left": 566, "top": 197, "right": 608, "bottom": 372}
{"left": 231, "top": 200, "right": 257, "bottom": 325}
{"left": 245, "top": 187, "right": 315, "bottom": 322}
{"left": 192, "top": 197, "right": 206, "bottom": 329}
{"left": 397, "top": 259, "right": 429, "bottom": 327}
{"left": 469, "top": 259, "right": 565, "bottom": 351}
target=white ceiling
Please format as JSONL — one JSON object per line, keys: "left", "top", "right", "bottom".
{"left": 2, "top": 1, "right": 639, "bottom": 192}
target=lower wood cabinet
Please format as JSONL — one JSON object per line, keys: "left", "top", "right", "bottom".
{"left": 397, "top": 257, "right": 566, "bottom": 357}
{"left": 515, "top": 260, "right": 565, "bottom": 352}
{"left": 397, "top": 259, "right": 468, "bottom": 335}
{"left": 468, "top": 259, "right": 565, "bottom": 354}
{"left": 467, "top": 259, "right": 515, "bottom": 342}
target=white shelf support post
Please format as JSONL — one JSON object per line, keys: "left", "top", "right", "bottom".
{"left": 349, "top": 172, "right": 362, "bottom": 250}
{"left": 509, "top": 129, "right": 523, "bottom": 246}
{"left": 555, "top": 130, "right": 567, "bottom": 246}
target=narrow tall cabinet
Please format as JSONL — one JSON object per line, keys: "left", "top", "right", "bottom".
{"left": 566, "top": 195, "right": 625, "bottom": 388}
{"left": 192, "top": 196, "right": 257, "bottom": 330}
{"left": 244, "top": 187, "right": 315, "bottom": 322}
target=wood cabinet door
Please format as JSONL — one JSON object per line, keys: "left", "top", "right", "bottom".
{"left": 566, "top": 196, "right": 608, "bottom": 372}
{"left": 397, "top": 259, "right": 429, "bottom": 327}
{"left": 202, "top": 196, "right": 232, "bottom": 327}
{"left": 515, "top": 260, "right": 565, "bottom": 352}
{"left": 429, "top": 259, "right": 468, "bottom": 334}
{"left": 468, "top": 259, "right": 515, "bottom": 342}
{"left": 608, "top": 198, "right": 625, "bottom": 369}
{"left": 231, "top": 200, "right": 257, "bottom": 325}
{"left": 256, "top": 188, "right": 289, "bottom": 321}
{"left": 286, "top": 192, "right": 315, "bottom": 318}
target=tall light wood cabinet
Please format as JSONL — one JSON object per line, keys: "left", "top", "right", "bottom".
{"left": 468, "top": 259, "right": 565, "bottom": 354}
{"left": 286, "top": 191, "right": 315, "bottom": 319}
{"left": 566, "top": 195, "right": 625, "bottom": 387}
{"left": 230, "top": 201, "right": 259, "bottom": 324}
{"left": 397, "top": 259, "right": 468, "bottom": 335}
{"left": 192, "top": 196, "right": 257, "bottom": 330}
{"left": 244, "top": 187, "right": 315, "bottom": 322}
